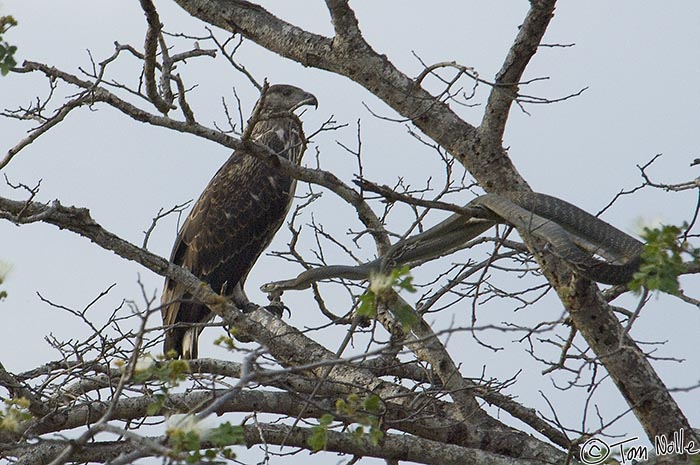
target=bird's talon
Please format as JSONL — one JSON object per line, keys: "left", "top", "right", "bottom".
{"left": 242, "top": 302, "right": 260, "bottom": 313}
{"left": 263, "top": 302, "right": 286, "bottom": 318}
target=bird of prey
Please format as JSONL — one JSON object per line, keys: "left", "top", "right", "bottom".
{"left": 161, "top": 84, "right": 318, "bottom": 359}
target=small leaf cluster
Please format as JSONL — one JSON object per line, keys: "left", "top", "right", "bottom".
{"left": 629, "top": 223, "right": 700, "bottom": 294}
{"left": 0, "top": 261, "right": 10, "bottom": 301}
{"left": 358, "top": 265, "right": 418, "bottom": 329}
{"left": 214, "top": 334, "right": 236, "bottom": 351}
{"left": 113, "top": 354, "right": 189, "bottom": 416}
{"left": 168, "top": 420, "right": 244, "bottom": 463}
{"left": 307, "top": 413, "right": 334, "bottom": 452}
{"left": 148, "top": 357, "right": 190, "bottom": 415}
{"left": 337, "top": 393, "right": 384, "bottom": 446}
{"left": 0, "top": 16, "right": 17, "bottom": 76}
{"left": 152, "top": 356, "right": 191, "bottom": 385}
{"left": 307, "top": 394, "right": 384, "bottom": 452}
{"left": 0, "top": 397, "right": 32, "bottom": 432}
{"left": 207, "top": 422, "right": 245, "bottom": 449}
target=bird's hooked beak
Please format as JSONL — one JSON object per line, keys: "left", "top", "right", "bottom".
{"left": 293, "top": 92, "right": 318, "bottom": 112}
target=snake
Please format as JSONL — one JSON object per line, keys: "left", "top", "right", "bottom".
{"left": 261, "top": 192, "right": 644, "bottom": 293}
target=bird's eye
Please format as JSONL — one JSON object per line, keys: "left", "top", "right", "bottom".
{"left": 283, "top": 89, "right": 292, "bottom": 96}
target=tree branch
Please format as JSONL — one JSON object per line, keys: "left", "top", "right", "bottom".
{"left": 1, "top": 95, "right": 87, "bottom": 171}
{"left": 6, "top": 422, "right": 550, "bottom": 465}
{"left": 138, "top": 0, "right": 175, "bottom": 114}
{"left": 324, "top": 0, "right": 363, "bottom": 41}
{"left": 479, "top": 0, "right": 557, "bottom": 144}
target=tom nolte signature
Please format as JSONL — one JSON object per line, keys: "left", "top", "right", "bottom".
{"left": 579, "top": 429, "right": 699, "bottom": 464}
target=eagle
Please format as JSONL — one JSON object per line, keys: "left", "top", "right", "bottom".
{"left": 161, "top": 84, "right": 318, "bottom": 359}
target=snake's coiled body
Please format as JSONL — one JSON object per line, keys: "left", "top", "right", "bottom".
{"left": 475, "top": 193, "right": 643, "bottom": 284}
{"left": 262, "top": 192, "right": 644, "bottom": 293}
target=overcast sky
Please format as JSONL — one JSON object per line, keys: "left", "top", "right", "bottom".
{"left": 1, "top": 0, "right": 699, "bottom": 461}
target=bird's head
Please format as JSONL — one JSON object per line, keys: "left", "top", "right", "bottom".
{"left": 257, "top": 84, "right": 318, "bottom": 115}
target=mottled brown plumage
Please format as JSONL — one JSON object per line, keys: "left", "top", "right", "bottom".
{"left": 161, "top": 84, "right": 317, "bottom": 359}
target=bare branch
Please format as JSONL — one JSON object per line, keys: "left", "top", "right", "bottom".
{"left": 1, "top": 94, "right": 87, "bottom": 171}
{"left": 206, "top": 28, "right": 262, "bottom": 89}
{"left": 480, "top": 0, "right": 557, "bottom": 143}
{"left": 142, "top": 200, "right": 193, "bottom": 249}
{"left": 138, "top": 0, "right": 174, "bottom": 113}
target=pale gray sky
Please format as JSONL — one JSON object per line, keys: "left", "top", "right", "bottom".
{"left": 1, "top": 1, "right": 699, "bottom": 461}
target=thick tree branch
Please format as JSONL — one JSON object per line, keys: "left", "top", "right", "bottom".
{"left": 0, "top": 363, "right": 51, "bottom": 418}
{"left": 324, "top": 0, "right": 363, "bottom": 41}
{"left": 249, "top": 424, "right": 548, "bottom": 465}
{"left": 559, "top": 279, "right": 698, "bottom": 453}
{"left": 479, "top": 0, "right": 556, "bottom": 144}
{"left": 6, "top": 422, "right": 549, "bottom": 465}
{"left": 378, "top": 294, "right": 484, "bottom": 420}
{"left": 51, "top": 356, "right": 569, "bottom": 450}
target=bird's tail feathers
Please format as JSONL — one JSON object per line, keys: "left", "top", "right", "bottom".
{"left": 181, "top": 328, "right": 199, "bottom": 359}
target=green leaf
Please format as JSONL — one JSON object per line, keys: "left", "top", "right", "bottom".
{"left": 357, "top": 291, "right": 376, "bottom": 317}
{"left": 184, "top": 450, "right": 201, "bottom": 464}
{"left": 369, "top": 424, "right": 384, "bottom": 446}
{"left": 307, "top": 414, "right": 334, "bottom": 451}
{"left": 146, "top": 394, "right": 165, "bottom": 416}
{"left": 182, "top": 430, "right": 201, "bottom": 451}
{"left": 0, "top": 262, "right": 10, "bottom": 301}
{"left": 0, "top": 15, "right": 17, "bottom": 34}
{"left": 392, "top": 304, "right": 419, "bottom": 330}
{"left": 335, "top": 398, "right": 349, "bottom": 415}
{"left": 361, "top": 394, "right": 381, "bottom": 413}
{"left": 0, "top": 15, "right": 18, "bottom": 77}
{"left": 214, "top": 335, "right": 236, "bottom": 351}
{"left": 164, "top": 359, "right": 190, "bottom": 384}
{"left": 629, "top": 223, "right": 697, "bottom": 294}
{"left": 208, "top": 422, "right": 245, "bottom": 447}
{"left": 0, "top": 398, "right": 32, "bottom": 431}
{"left": 351, "top": 425, "right": 364, "bottom": 440}
{"left": 391, "top": 265, "right": 416, "bottom": 293}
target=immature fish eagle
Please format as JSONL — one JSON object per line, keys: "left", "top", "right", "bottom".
{"left": 161, "top": 84, "right": 318, "bottom": 359}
